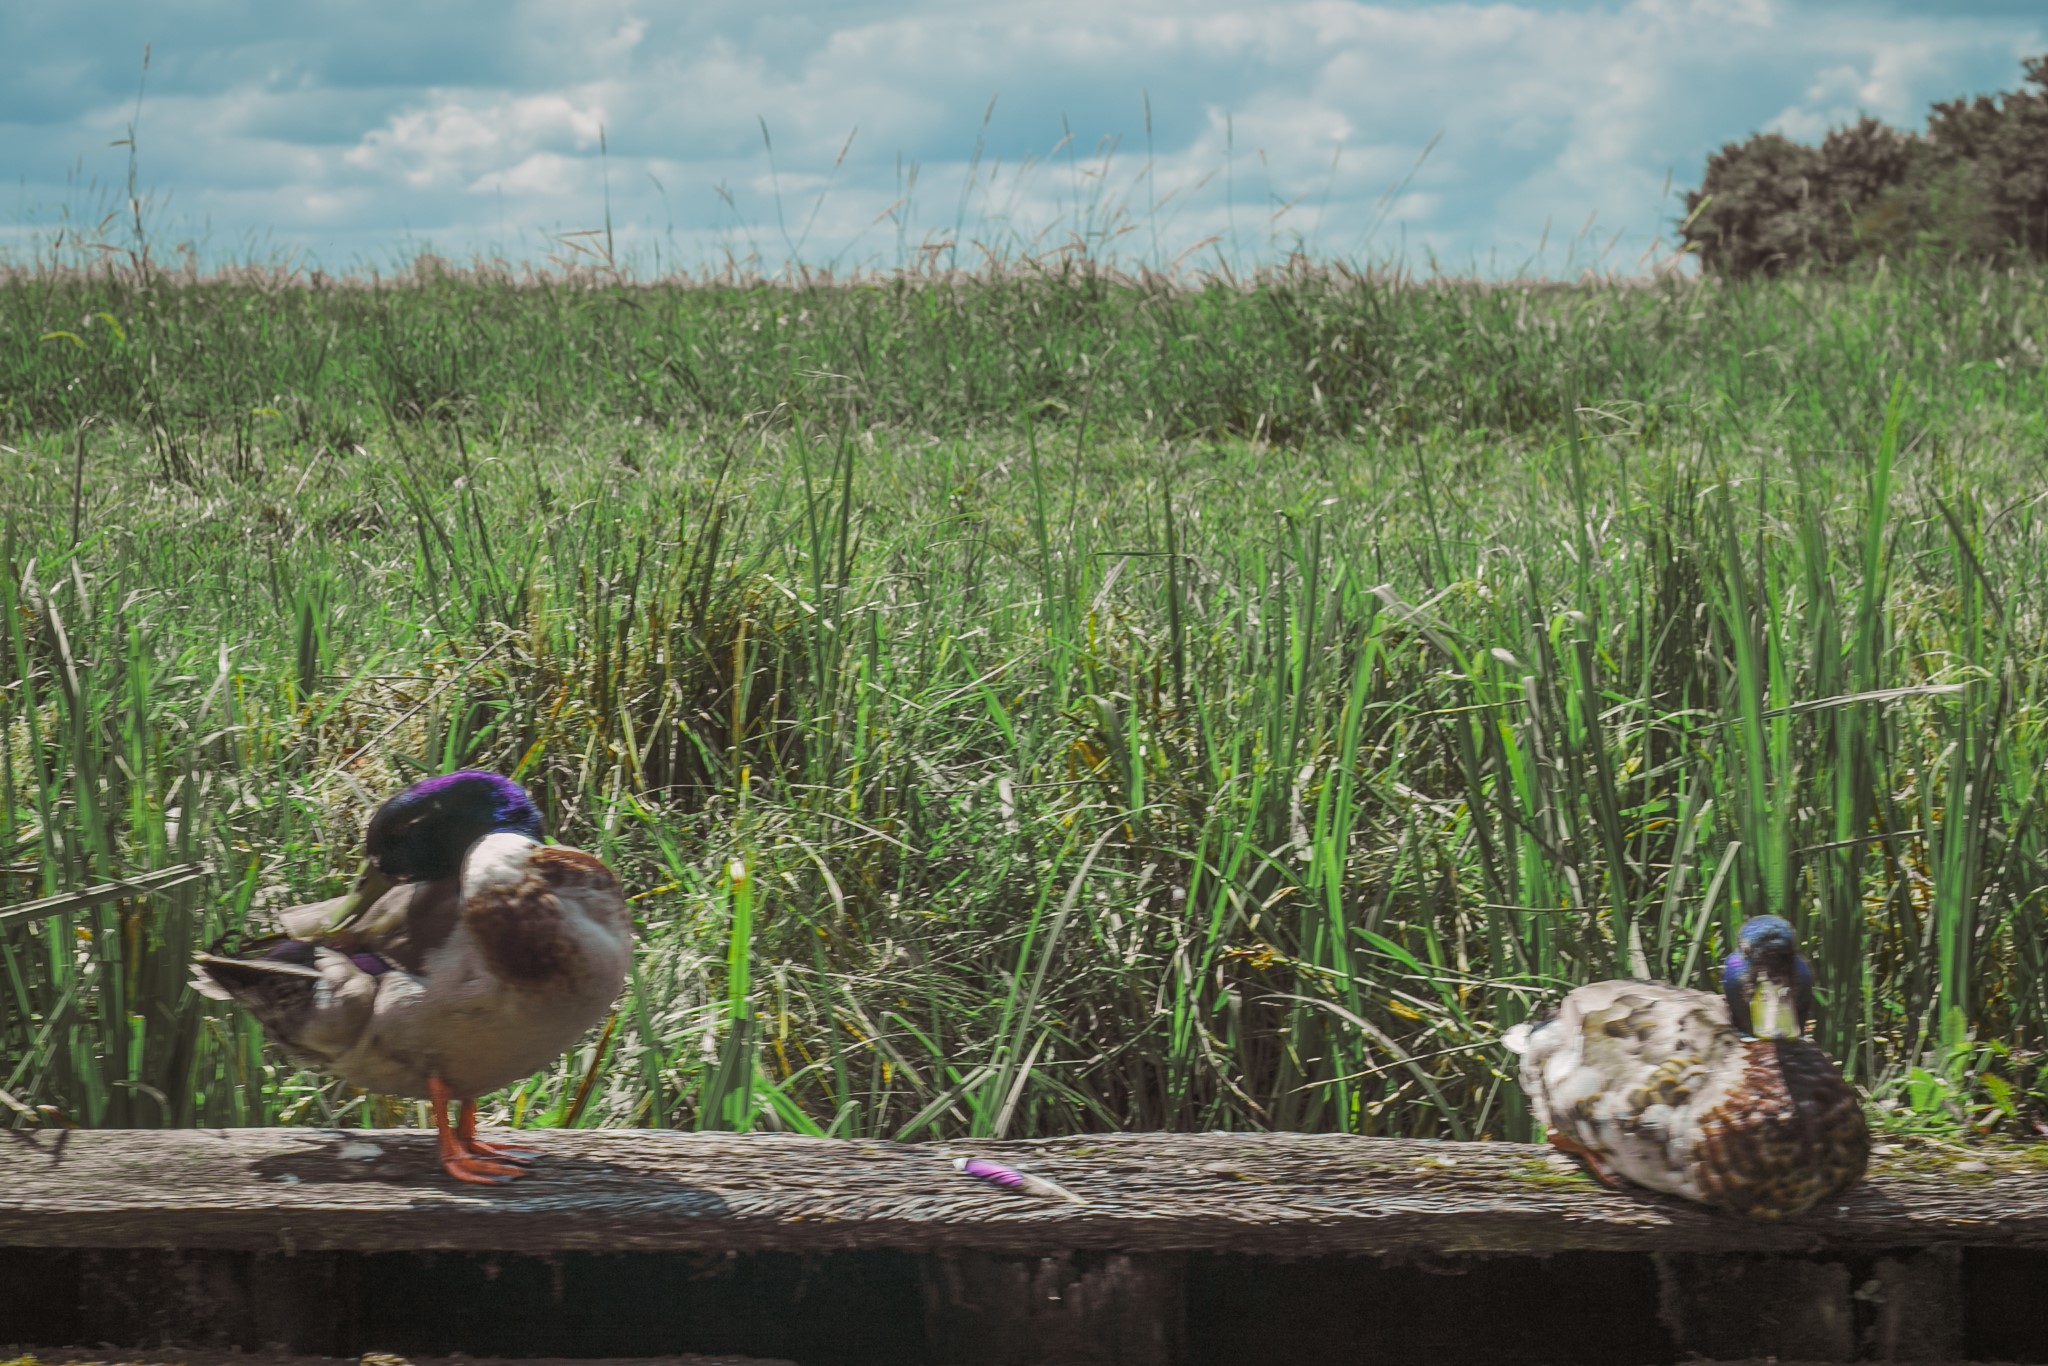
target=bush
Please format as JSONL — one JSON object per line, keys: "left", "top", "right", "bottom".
{"left": 1682, "top": 133, "right": 1832, "bottom": 279}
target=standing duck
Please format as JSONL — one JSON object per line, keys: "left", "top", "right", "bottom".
{"left": 193, "top": 771, "right": 632, "bottom": 1185}
{"left": 1502, "top": 915, "right": 1868, "bottom": 1219}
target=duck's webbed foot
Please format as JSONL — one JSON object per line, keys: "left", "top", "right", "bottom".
{"left": 1546, "top": 1127, "right": 1624, "bottom": 1190}
{"left": 457, "top": 1100, "right": 542, "bottom": 1165}
{"left": 468, "top": 1135, "right": 545, "bottom": 1165}
{"left": 429, "top": 1075, "right": 530, "bottom": 1185}
{"left": 441, "top": 1151, "right": 527, "bottom": 1185}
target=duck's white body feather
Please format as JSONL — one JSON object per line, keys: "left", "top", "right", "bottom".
{"left": 1504, "top": 980, "right": 1735, "bottom": 1202}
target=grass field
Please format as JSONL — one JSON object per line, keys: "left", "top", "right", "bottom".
{"left": 3, "top": 254, "right": 2048, "bottom": 1142}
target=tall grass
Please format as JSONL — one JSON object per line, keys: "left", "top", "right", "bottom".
{"left": 4, "top": 256, "right": 2048, "bottom": 1140}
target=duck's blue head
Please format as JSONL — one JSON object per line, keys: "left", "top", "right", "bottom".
{"left": 364, "top": 771, "right": 544, "bottom": 880}
{"left": 1720, "top": 914, "right": 1815, "bottom": 1041}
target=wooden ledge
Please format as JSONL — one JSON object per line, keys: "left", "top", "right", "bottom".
{"left": 2, "top": 1127, "right": 2040, "bottom": 1258}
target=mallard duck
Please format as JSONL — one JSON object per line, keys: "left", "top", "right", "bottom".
{"left": 1502, "top": 915, "right": 1868, "bottom": 1219}
{"left": 193, "top": 771, "right": 632, "bottom": 1185}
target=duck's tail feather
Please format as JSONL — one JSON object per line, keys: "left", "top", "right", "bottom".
{"left": 189, "top": 939, "right": 379, "bottom": 1069}
{"left": 191, "top": 932, "right": 326, "bottom": 998}
{"left": 189, "top": 970, "right": 235, "bottom": 1002}
{"left": 1502, "top": 1002, "right": 1561, "bottom": 1056}
{"left": 190, "top": 951, "right": 324, "bottom": 998}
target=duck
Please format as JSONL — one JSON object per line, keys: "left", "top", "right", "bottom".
{"left": 1502, "top": 915, "right": 1869, "bottom": 1219}
{"left": 192, "top": 771, "right": 633, "bottom": 1185}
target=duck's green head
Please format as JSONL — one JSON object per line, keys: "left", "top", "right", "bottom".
{"left": 329, "top": 772, "right": 545, "bottom": 922}
{"left": 366, "top": 770, "right": 545, "bottom": 878}
{"left": 1721, "top": 914, "right": 1816, "bottom": 1041}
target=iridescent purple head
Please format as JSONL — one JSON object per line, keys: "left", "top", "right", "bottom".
{"left": 1720, "top": 914, "right": 1815, "bottom": 1041}
{"left": 363, "top": 771, "right": 543, "bottom": 880}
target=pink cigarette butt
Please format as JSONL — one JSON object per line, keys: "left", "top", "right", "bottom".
{"left": 954, "top": 1156, "right": 1087, "bottom": 1204}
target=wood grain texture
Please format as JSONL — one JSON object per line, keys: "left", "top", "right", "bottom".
{"left": 1, "top": 1128, "right": 2041, "bottom": 1257}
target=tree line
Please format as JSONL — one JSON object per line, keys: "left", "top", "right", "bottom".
{"left": 1681, "top": 55, "right": 2048, "bottom": 278}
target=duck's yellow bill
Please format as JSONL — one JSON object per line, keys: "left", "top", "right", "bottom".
{"left": 1749, "top": 981, "right": 1801, "bottom": 1040}
{"left": 324, "top": 862, "right": 399, "bottom": 930}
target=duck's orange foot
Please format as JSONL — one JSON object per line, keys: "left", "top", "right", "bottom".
{"left": 441, "top": 1153, "right": 529, "bottom": 1185}
{"left": 1546, "top": 1128, "right": 1623, "bottom": 1190}
{"left": 455, "top": 1099, "right": 542, "bottom": 1165}
{"left": 468, "top": 1136, "right": 543, "bottom": 1165}
{"left": 428, "top": 1074, "right": 534, "bottom": 1186}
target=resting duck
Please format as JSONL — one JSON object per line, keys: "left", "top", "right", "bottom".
{"left": 1503, "top": 915, "right": 1868, "bottom": 1219}
{"left": 193, "top": 771, "right": 632, "bottom": 1185}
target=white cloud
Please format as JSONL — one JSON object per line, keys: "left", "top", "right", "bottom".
{"left": 1386, "top": 191, "right": 1440, "bottom": 223}
{"left": 1638, "top": 0, "right": 1776, "bottom": 26}
{"left": 1767, "top": 40, "right": 1949, "bottom": 140}
{"left": 476, "top": 152, "right": 591, "bottom": 198}
{"left": 344, "top": 91, "right": 608, "bottom": 190}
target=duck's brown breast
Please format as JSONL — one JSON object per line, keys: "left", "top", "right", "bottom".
{"left": 465, "top": 844, "right": 626, "bottom": 985}
{"left": 1692, "top": 1039, "right": 1869, "bottom": 1219}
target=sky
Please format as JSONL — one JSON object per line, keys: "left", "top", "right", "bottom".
{"left": 3, "top": 1, "right": 2043, "bottom": 280}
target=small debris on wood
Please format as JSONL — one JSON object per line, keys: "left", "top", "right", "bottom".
{"left": 953, "top": 1155, "right": 1086, "bottom": 1203}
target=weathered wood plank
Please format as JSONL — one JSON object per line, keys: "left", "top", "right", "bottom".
{"left": 2, "top": 1128, "right": 2040, "bottom": 1258}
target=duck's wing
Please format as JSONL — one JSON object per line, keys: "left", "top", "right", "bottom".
{"left": 266, "top": 875, "right": 463, "bottom": 975}
{"left": 191, "top": 873, "right": 456, "bottom": 1070}
{"left": 1510, "top": 980, "right": 1735, "bottom": 1189}
{"left": 323, "top": 879, "right": 464, "bottom": 975}
{"left": 275, "top": 863, "right": 401, "bottom": 941}
{"left": 275, "top": 890, "right": 359, "bottom": 941}
{"left": 190, "top": 938, "right": 380, "bottom": 1070}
